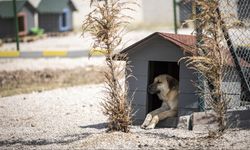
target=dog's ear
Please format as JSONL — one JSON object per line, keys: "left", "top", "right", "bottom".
{"left": 167, "top": 76, "right": 178, "bottom": 90}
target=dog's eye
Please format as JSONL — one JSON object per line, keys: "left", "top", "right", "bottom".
{"left": 157, "top": 81, "right": 162, "bottom": 84}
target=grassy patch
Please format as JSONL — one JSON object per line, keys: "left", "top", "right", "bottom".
{"left": 0, "top": 67, "right": 105, "bottom": 97}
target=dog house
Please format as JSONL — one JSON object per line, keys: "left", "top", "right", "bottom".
{"left": 0, "top": 0, "right": 36, "bottom": 38}
{"left": 37, "top": 0, "right": 77, "bottom": 32}
{"left": 117, "top": 32, "right": 248, "bottom": 128}
{"left": 117, "top": 32, "right": 199, "bottom": 127}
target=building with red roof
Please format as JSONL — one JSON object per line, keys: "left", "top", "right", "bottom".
{"left": 117, "top": 32, "right": 244, "bottom": 127}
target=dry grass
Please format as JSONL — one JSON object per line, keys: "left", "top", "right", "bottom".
{"left": 82, "top": 0, "right": 137, "bottom": 132}
{"left": 101, "top": 58, "right": 133, "bottom": 132}
{"left": 181, "top": 0, "right": 234, "bottom": 134}
{"left": 0, "top": 67, "right": 105, "bottom": 97}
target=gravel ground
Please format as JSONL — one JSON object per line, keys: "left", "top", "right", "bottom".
{"left": 0, "top": 84, "right": 250, "bottom": 149}
{"left": 0, "top": 84, "right": 106, "bottom": 149}
{"left": 0, "top": 27, "right": 249, "bottom": 149}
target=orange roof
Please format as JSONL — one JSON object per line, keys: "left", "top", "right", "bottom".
{"left": 158, "top": 32, "right": 196, "bottom": 53}
{"left": 120, "top": 32, "right": 196, "bottom": 55}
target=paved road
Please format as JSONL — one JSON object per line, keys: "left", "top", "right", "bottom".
{"left": 0, "top": 50, "right": 94, "bottom": 58}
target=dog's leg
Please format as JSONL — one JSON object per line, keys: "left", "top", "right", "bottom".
{"left": 141, "top": 114, "right": 153, "bottom": 129}
{"left": 145, "top": 115, "right": 159, "bottom": 129}
{"left": 145, "top": 109, "right": 177, "bottom": 130}
{"left": 141, "top": 107, "right": 165, "bottom": 129}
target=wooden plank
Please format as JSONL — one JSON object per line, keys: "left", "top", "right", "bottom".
{"left": 157, "top": 117, "right": 178, "bottom": 128}
{"left": 127, "top": 75, "right": 148, "bottom": 91}
{"left": 179, "top": 78, "right": 197, "bottom": 93}
{"left": 179, "top": 93, "right": 199, "bottom": 109}
{"left": 129, "top": 38, "right": 184, "bottom": 61}
{"left": 132, "top": 105, "right": 147, "bottom": 121}
{"left": 178, "top": 108, "right": 199, "bottom": 116}
{"left": 192, "top": 110, "right": 250, "bottom": 131}
{"left": 179, "top": 61, "right": 198, "bottom": 80}
{"left": 129, "top": 60, "right": 148, "bottom": 76}
{"left": 128, "top": 90, "right": 147, "bottom": 106}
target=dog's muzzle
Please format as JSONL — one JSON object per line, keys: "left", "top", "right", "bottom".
{"left": 148, "top": 83, "right": 160, "bottom": 94}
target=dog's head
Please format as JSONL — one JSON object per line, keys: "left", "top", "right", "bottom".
{"left": 148, "top": 74, "right": 178, "bottom": 95}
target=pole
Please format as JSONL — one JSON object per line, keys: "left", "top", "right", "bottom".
{"left": 13, "top": 0, "right": 20, "bottom": 51}
{"left": 173, "top": 0, "right": 178, "bottom": 34}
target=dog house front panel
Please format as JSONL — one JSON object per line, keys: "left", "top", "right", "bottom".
{"left": 125, "top": 36, "right": 198, "bottom": 123}
{"left": 39, "top": 14, "right": 60, "bottom": 32}
{"left": 21, "top": 5, "right": 35, "bottom": 32}
{"left": 178, "top": 61, "right": 201, "bottom": 116}
{"left": 127, "top": 37, "right": 184, "bottom": 62}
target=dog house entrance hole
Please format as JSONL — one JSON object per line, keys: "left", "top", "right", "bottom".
{"left": 147, "top": 61, "right": 179, "bottom": 113}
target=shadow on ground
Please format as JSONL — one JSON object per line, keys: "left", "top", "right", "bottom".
{"left": 0, "top": 133, "right": 90, "bottom": 146}
{"left": 79, "top": 122, "right": 107, "bottom": 129}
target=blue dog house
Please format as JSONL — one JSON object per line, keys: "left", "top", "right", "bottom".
{"left": 37, "top": 0, "right": 77, "bottom": 32}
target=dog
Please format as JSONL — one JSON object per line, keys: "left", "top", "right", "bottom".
{"left": 141, "top": 74, "right": 179, "bottom": 129}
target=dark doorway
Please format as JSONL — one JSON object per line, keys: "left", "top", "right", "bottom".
{"left": 60, "top": 9, "right": 69, "bottom": 31}
{"left": 147, "top": 61, "right": 179, "bottom": 113}
{"left": 18, "top": 16, "right": 25, "bottom": 32}
{"left": 17, "top": 13, "right": 27, "bottom": 36}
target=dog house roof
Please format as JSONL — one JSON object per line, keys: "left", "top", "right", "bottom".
{"left": 37, "top": 0, "right": 77, "bottom": 14}
{"left": 0, "top": 0, "right": 35, "bottom": 18}
{"left": 120, "top": 32, "right": 196, "bottom": 55}
{"left": 117, "top": 32, "right": 250, "bottom": 67}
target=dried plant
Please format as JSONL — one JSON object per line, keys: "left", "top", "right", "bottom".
{"left": 181, "top": 0, "right": 233, "bottom": 133}
{"left": 82, "top": 0, "right": 137, "bottom": 132}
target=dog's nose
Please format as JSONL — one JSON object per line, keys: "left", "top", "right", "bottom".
{"left": 148, "top": 84, "right": 153, "bottom": 93}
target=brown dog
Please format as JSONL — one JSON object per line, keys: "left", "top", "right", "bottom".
{"left": 141, "top": 74, "right": 179, "bottom": 129}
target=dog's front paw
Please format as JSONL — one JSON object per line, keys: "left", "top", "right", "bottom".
{"left": 145, "top": 124, "right": 155, "bottom": 130}
{"left": 140, "top": 124, "right": 147, "bottom": 129}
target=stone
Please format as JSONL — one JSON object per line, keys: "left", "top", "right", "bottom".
{"left": 177, "top": 115, "right": 191, "bottom": 130}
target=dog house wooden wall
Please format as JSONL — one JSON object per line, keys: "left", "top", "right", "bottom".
{"left": 37, "top": 0, "right": 77, "bottom": 32}
{"left": 0, "top": 0, "right": 36, "bottom": 38}
{"left": 120, "top": 32, "right": 199, "bottom": 127}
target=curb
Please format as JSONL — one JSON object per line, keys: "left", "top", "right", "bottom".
{"left": 0, "top": 51, "right": 20, "bottom": 57}
{"left": 0, "top": 50, "right": 102, "bottom": 58}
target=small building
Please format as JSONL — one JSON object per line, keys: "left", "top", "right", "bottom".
{"left": 117, "top": 32, "right": 245, "bottom": 127}
{"left": 37, "top": 0, "right": 77, "bottom": 32}
{"left": 0, "top": 0, "right": 36, "bottom": 38}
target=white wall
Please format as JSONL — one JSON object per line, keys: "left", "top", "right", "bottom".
{"left": 27, "top": 0, "right": 176, "bottom": 29}
{"left": 72, "top": 0, "right": 144, "bottom": 29}
{"left": 71, "top": 0, "right": 176, "bottom": 29}
{"left": 142, "top": 0, "right": 174, "bottom": 26}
